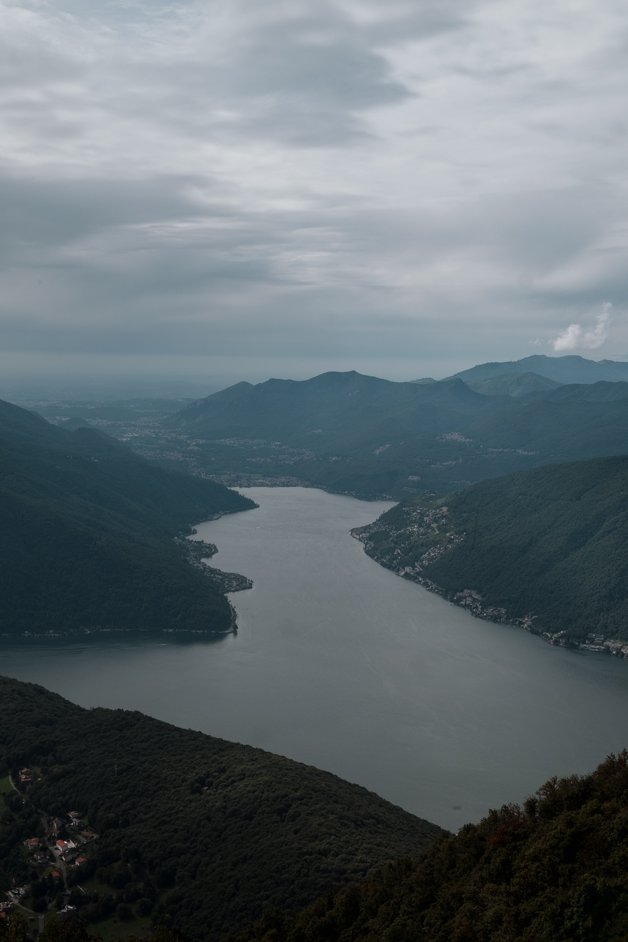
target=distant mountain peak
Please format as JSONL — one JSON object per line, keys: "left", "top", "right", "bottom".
{"left": 450, "top": 354, "right": 628, "bottom": 387}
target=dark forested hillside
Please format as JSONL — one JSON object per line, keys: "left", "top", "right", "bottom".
{"left": 0, "top": 677, "right": 443, "bottom": 939}
{"left": 2, "top": 678, "right": 628, "bottom": 942}
{"left": 353, "top": 455, "right": 628, "bottom": 645}
{"left": 233, "top": 751, "right": 628, "bottom": 942}
{"left": 0, "top": 399, "right": 254, "bottom": 637}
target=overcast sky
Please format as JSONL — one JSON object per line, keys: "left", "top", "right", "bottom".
{"left": 1, "top": 0, "right": 628, "bottom": 390}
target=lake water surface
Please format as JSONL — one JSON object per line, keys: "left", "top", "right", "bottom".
{"left": 3, "top": 486, "right": 628, "bottom": 830}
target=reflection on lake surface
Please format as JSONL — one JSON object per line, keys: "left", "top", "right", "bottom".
{"left": 3, "top": 486, "right": 628, "bottom": 830}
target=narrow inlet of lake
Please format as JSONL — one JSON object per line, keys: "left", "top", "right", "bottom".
{"left": 3, "top": 486, "right": 628, "bottom": 831}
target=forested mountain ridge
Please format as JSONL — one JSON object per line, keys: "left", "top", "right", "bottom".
{"left": 0, "top": 677, "right": 443, "bottom": 939}
{"left": 0, "top": 398, "right": 255, "bottom": 638}
{"left": 353, "top": 455, "right": 628, "bottom": 646}
{"left": 233, "top": 751, "right": 628, "bottom": 942}
{"left": 164, "top": 367, "right": 628, "bottom": 499}
{"left": 172, "top": 371, "right": 489, "bottom": 448}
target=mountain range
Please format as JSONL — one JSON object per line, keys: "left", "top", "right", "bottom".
{"left": 165, "top": 357, "right": 628, "bottom": 499}
{"left": 449, "top": 353, "right": 628, "bottom": 386}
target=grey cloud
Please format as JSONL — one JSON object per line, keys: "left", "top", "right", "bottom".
{"left": 3, "top": 169, "right": 626, "bottom": 362}
{"left": 0, "top": 44, "right": 79, "bottom": 90}
{"left": 1, "top": 0, "right": 628, "bottom": 375}
{"left": 0, "top": 5, "right": 82, "bottom": 90}
{"left": 340, "top": 0, "right": 476, "bottom": 43}
{"left": 309, "top": 184, "right": 626, "bottom": 290}
{"left": 0, "top": 0, "right": 476, "bottom": 165}
{"left": 0, "top": 174, "right": 222, "bottom": 263}
{"left": 0, "top": 99, "right": 84, "bottom": 142}
{"left": 121, "top": 8, "right": 414, "bottom": 147}
{"left": 227, "top": 21, "right": 409, "bottom": 107}
{"left": 474, "top": 187, "right": 625, "bottom": 273}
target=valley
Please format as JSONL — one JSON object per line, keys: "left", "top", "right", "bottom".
{"left": 4, "top": 355, "right": 628, "bottom": 941}
{"left": 5, "top": 0, "right": 628, "bottom": 930}
{"left": 4, "top": 486, "right": 628, "bottom": 836}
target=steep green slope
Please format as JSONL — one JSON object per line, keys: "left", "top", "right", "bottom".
{"left": 0, "top": 677, "right": 443, "bottom": 938}
{"left": 0, "top": 399, "right": 254, "bottom": 637}
{"left": 234, "top": 752, "right": 628, "bottom": 942}
{"left": 353, "top": 455, "right": 628, "bottom": 643}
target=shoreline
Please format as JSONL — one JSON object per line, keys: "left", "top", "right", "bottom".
{"left": 350, "top": 528, "right": 628, "bottom": 661}
{"left": 0, "top": 626, "right": 237, "bottom": 645}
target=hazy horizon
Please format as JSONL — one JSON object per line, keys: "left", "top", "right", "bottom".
{"left": 3, "top": 349, "right": 628, "bottom": 402}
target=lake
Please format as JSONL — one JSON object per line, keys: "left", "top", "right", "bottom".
{"left": 3, "top": 486, "right": 628, "bottom": 830}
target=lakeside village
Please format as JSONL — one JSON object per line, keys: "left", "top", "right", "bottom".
{"left": 1, "top": 768, "right": 98, "bottom": 926}
{"left": 352, "top": 503, "right": 628, "bottom": 660}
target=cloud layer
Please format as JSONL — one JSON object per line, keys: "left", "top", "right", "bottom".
{"left": 1, "top": 0, "right": 628, "bottom": 383}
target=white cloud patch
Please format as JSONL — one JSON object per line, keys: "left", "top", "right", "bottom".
{"left": 552, "top": 303, "right": 613, "bottom": 352}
